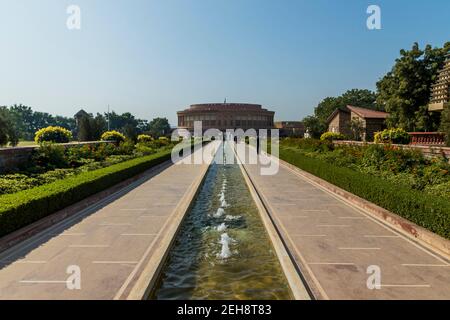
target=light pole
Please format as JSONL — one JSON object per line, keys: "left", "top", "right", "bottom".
{"left": 107, "top": 105, "right": 110, "bottom": 131}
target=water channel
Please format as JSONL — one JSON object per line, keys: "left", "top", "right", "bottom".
{"left": 152, "top": 142, "right": 292, "bottom": 300}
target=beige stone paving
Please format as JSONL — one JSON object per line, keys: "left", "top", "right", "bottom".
{"left": 0, "top": 142, "right": 219, "bottom": 299}
{"left": 237, "top": 143, "right": 450, "bottom": 300}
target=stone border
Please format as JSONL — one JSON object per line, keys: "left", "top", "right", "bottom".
{"left": 0, "top": 141, "right": 114, "bottom": 173}
{"left": 334, "top": 140, "right": 450, "bottom": 160}
{"left": 233, "top": 146, "right": 312, "bottom": 300}
{"left": 123, "top": 143, "right": 217, "bottom": 300}
{"left": 278, "top": 157, "right": 450, "bottom": 260}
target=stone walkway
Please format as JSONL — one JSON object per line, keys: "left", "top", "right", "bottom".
{"left": 0, "top": 142, "right": 220, "bottom": 299}
{"left": 236, "top": 143, "right": 450, "bottom": 300}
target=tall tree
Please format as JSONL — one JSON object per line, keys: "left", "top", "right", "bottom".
{"left": 302, "top": 115, "right": 324, "bottom": 139}
{"left": 0, "top": 107, "right": 19, "bottom": 146}
{"left": 440, "top": 104, "right": 450, "bottom": 146}
{"left": 147, "top": 117, "right": 171, "bottom": 137}
{"left": 77, "top": 113, "right": 106, "bottom": 141}
{"left": 376, "top": 42, "right": 450, "bottom": 131}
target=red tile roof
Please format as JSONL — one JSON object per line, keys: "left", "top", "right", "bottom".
{"left": 347, "top": 105, "right": 389, "bottom": 119}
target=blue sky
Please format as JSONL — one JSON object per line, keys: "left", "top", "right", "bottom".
{"left": 0, "top": 0, "right": 448, "bottom": 125}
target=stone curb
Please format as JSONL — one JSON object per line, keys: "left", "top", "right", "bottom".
{"left": 233, "top": 146, "right": 312, "bottom": 300}
{"left": 123, "top": 142, "right": 219, "bottom": 300}
{"left": 279, "top": 158, "right": 450, "bottom": 260}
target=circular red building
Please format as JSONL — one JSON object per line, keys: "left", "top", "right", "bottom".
{"left": 177, "top": 103, "right": 275, "bottom": 131}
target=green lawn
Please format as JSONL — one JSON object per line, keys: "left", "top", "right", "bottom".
{"left": 6, "top": 141, "right": 37, "bottom": 147}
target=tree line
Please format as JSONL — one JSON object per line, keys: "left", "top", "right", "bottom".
{"left": 303, "top": 41, "right": 450, "bottom": 140}
{"left": 0, "top": 104, "right": 171, "bottom": 146}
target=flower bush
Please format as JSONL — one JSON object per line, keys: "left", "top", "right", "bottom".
{"left": 320, "top": 132, "right": 347, "bottom": 141}
{"left": 137, "top": 134, "right": 153, "bottom": 143}
{"left": 34, "top": 126, "right": 72, "bottom": 144}
{"left": 374, "top": 128, "right": 410, "bottom": 145}
{"left": 280, "top": 138, "right": 450, "bottom": 201}
{"left": 100, "top": 130, "right": 126, "bottom": 143}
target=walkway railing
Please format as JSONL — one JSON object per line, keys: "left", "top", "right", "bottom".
{"left": 409, "top": 132, "right": 446, "bottom": 146}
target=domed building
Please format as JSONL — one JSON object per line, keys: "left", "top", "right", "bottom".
{"left": 177, "top": 103, "right": 275, "bottom": 132}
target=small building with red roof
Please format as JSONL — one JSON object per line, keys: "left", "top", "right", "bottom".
{"left": 327, "top": 105, "right": 389, "bottom": 141}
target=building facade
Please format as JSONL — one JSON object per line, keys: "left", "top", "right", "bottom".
{"left": 327, "top": 105, "right": 389, "bottom": 141}
{"left": 274, "top": 121, "right": 305, "bottom": 137}
{"left": 177, "top": 103, "right": 275, "bottom": 132}
{"left": 428, "top": 55, "right": 450, "bottom": 112}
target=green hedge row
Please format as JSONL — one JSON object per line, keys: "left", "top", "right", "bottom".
{"left": 0, "top": 150, "right": 172, "bottom": 238}
{"left": 279, "top": 147, "right": 450, "bottom": 239}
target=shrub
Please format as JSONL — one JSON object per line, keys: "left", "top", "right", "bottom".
{"left": 137, "top": 134, "right": 153, "bottom": 144}
{"left": 287, "top": 138, "right": 333, "bottom": 153}
{"left": 440, "top": 104, "right": 450, "bottom": 146}
{"left": 101, "top": 130, "right": 126, "bottom": 143}
{"left": 279, "top": 147, "right": 450, "bottom": 239}
{"left": 0, "top": 150, "right": 172, "bottom": 237}
{"left": 320, "top": 132, "right": 347, "bottom": 142}
{"left": 158, "top": 136, "right": 170, "bottom": 145}
{"left": 374, "top": 128, "right": 410, "bottom": 145}
{"left": 34, "top": 126, "right": 72, "bottom": 144}
{"left": 116, "top": 140, "right": 136, "bottom": 155}
{"left": 31, "top": 142, "right": 68, "bottom": 169}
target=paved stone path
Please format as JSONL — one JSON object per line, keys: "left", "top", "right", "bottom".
{"left": 236, "top": 143, "right": 450, "bottom": 300}
{"left": 0, "top": 142, "right": 220, "bottom": 299}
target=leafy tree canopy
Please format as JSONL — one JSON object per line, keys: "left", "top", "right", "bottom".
{"left": 314, "top": 89, "right": 378, "bottom": 127}
{"left": 376, "top": 42, "right": 450, "bottom": 131}
{"left": 147, "top": 117, "right": 171, "bottom": 138}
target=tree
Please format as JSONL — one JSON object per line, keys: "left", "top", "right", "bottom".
{"left": 0, "top": 107, "right": 19, "bottom": 146}
{"left": 8, "top": 104, "right": 76, "bottom": 140}
{"left": 147, "top": 117, "right": 171, "bottom": 137}
{"left": 350, "top": 118, "right": 365, "bottom": 141}
{"left": 122, "top": 123, "right": 138, "bottom": 141}
{"left": 77, "top": 113, "right": 106, "bottom": 141}
{"left": 302, "top": 115, "right": 324, "bottom": 139}
{"left": 376, "top": 42, "right": 450, "bottom": 131}
{"left": 77, "top": 115, "right": 92, "bottom": 142}
{"left": 314, "top": 89, "right": 378, "bottom": 129}
{"left": 440, "top": 105, "right": 450, "bottom": 146}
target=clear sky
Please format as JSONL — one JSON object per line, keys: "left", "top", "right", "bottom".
{"left": 0, "top": 0, "right": 448, "bottom": 125}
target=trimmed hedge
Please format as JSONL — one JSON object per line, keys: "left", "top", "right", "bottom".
{"left": 279, "top": 147, "right": 450, "bottom": 239}
{"left": 0, "top": 150, "right": 172, "bottom": 238}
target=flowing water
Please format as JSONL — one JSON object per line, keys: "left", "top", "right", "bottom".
{"left": 152, "top": 142, "right": 292, "bottom": 300}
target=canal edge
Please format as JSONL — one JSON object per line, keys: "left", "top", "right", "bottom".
{"left": 232, "top": 145, "right": 313, "bottom": 300}
{"left": 121, "top": 142, "right": 219, "bottom": 300}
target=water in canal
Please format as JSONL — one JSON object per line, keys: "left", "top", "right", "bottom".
{"left": 152, "top": 142, "right": 292, "bottom": 300}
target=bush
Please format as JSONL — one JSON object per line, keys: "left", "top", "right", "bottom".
{"left": 0, "top": 150, "right": 172, "bottom": 237}
{"left": 320, "top": 132, "right": 346, "bottom": 142}
{"left": 101, "top": 130, "right": 126, "bottom": 143}
{"left": 31, "top": 142, "right": 68, "bottom": 169}
{"left": 374, "top": 128, "right": 410, "bottom": 145}
{"left": 116, "top": 140, "right": 135, "bottom": 155}
{"left": 135, "top": 143, "right": 155, "bottom": 156}
{"left": 158, "top": 136, "right": 170, "bottom": 145}
{"left": 34, "top": 126, "right": 72, "bottom": 144}
{"left": 279, "top": 147, "right": 450, "bottom": 239}
{"left": 137, "top": 134, "right": 153, "bottom": 144}
{"left": 440, "top": 104, "right": 450, "bottom": 146}
{"left": 283, "top": 138, "right": 333, "bottom": 153}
